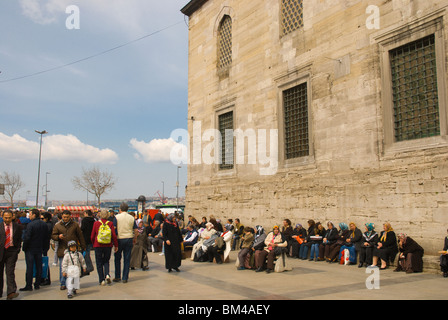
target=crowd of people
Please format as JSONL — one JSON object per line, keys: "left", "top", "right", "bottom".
{"left": 1, "top": 208, "right": 448, "bottom": 300}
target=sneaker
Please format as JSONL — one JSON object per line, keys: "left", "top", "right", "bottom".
{"left": 106, "top": 275, "right": 111, "bottom": 284}
{"left": 100, "top": 280, "right": 106, "bottom": 286}
{"left": 68, "top": 294, "right": 73, "bottom": 299}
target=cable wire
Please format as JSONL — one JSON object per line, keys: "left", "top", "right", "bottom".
{"left": 0, "top": 20, "right": 184, "bottom": 84}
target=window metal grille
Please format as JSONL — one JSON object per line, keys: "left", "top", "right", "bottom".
{"left": 390, "top": 34, "right": 440, "bottom": 142}
{"left": 284, "top": 83, "right": 309, "bottom": 159}
{"left": 218, "top": 15, "right": 232, "bottom": 71}
{"left": 219, "top": 111, "right": 234, "bottom": 170}
{"left": 281, "top": 0, "right": 304, "bottom": 36}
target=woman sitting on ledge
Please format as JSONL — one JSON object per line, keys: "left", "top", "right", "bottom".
{"left": 358, "top": 223, "right": 378, "bottom": 268}
{"left": 255, "top": 225, "right": 287, "bottom": 273}
{"left": 372, "top": 222, "right": 398, "bottom": 270}
{"left": 394, "top": 233, "right": 424, "bottom": 274}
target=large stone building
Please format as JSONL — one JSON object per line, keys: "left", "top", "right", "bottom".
{"left": 180, "top": 0, "right": 448, "bottom": 255}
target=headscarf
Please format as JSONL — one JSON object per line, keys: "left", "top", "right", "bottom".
{"left": 397, "top": 233, "right": 407, "bottom": 241}
{"left": 295, "top": 223, "right": 302, "bottom": 229}
{"left": 255, "top": 225, "right": 264, "bottom": 239}
{"left": 165, "top": 213, "right": 178, "bottom": 228}
{"left": 380, "top": 222, "right": 394, "bottom": 242}
{"left": 365, "top": 223, "right": 375, "bottom": 237}
{"left": 349, "top": 222, "right": 357, "bottom": 238}
{"left": 136, "top": 219, "right": 144, "bottom": 234}
{"left": 339, "top": 222, "right": 348, "bottom": 231}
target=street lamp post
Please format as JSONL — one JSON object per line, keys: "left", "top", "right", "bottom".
{"left": 176, "top": 166, "right": 181, "bottom": 211}
{"left": 45, "top": 172, "right": 50, "bottom": 208}
{"left": 35, "top": 130, "right": 48, "bottom": 208}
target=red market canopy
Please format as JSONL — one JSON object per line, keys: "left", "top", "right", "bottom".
{"left": 55, "top": 206, "right": 97, "bottom": 212}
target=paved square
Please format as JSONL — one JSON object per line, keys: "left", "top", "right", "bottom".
{"left": 5, "top": 250, "right": 447, "bottom": 301}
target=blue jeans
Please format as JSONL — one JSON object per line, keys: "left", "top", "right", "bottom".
{"left": 310, "top": 243, "right": 319, "bottom": 260}
{"left": 58, "top": 257, "right": 66, "bottom": 286}
{"left": 299, "top": 244, "right": 309, "bottom": 259}
{"left": 114, "top": 239, "right": 133, "bottom": 281}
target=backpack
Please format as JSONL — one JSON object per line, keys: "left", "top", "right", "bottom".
{"left": 97, "top": 220, "right": 112, "bottom": 244}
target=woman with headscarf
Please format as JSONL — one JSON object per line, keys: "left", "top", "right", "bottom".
{"left": 372, "top": 222, "right": 398, "bottom": 269}
{"left": 251, "top": 226, "right": 267, "bottom": 269}
{"left": 290, "top": 224, "right": 307, "bottom": 258}
{"left": 191, "top": 222, "right": 216, "bottom": 261}
{"left": 130, "top": 219, "right": 149, "bottom": 271}
{"left": 358, "top": 223, "right": 378, "bottom": 268}
{"left": 208, "top": 224, "right": 233, "bottom": 264}
{"left": 318, "top": 221, "right": 339, "bottom": 261}
{"left": 255, "top": 225, "right": 287, "bottom": 273}
{"left": 339, "top": 222, "right": 363, "bottom": 264}
{"left": 395, "top": 233, "right": 424, "bottom": 273}
{"left": 326, "top": 222, "right": 350, "bottom": 263}
{"left": 162, "top": 214, "right": 183, "bottom": 272}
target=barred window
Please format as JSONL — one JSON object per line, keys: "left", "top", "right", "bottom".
{"left": 281, "top": 0, "right": 304, "bottom": 36}
{"left": 218, "top": 15, "right": 232, "bottom": 72}
{"left": 284, "top": 83, "right": 309, "bottom": 159}
{"left": 390, "top": 34, "right": 440, "bottom": 142}
{"left": 219, "top": 111, "right": 234, "bottom": 170}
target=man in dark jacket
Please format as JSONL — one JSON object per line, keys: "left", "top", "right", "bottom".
{"left": 0, "top": 210, "right": 23, "bottom": 299}
{"left": 81, "top": 210, "right": 96, "bottom": 274}
{"left": 21, "top": 209, "right": 49, "bottom": 291}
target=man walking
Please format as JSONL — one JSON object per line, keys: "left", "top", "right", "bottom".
{"left": 51, "top": 210, "right": 86, "bottom": 290}
{"left": 0, "top": 210, "right": 23, "bottom": 300}
{"left": 113, "top": 203, "right": 137, "bottom": 283}
{"left": 21, "top": 209, "right": 49, "bottom": 291}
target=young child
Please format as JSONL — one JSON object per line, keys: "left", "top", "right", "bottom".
{"left": 61, "top": 240, "right": 87, "bottom": 298}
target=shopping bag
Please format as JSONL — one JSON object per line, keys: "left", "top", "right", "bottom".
{"left": 33, "top": 256, "right": 49, "bottom": 279}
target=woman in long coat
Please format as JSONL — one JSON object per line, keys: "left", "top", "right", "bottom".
{"left": 394, "top": 233, "right": 424, "bottom": 273}
{"left": 130, "top": 219, "right": 149, "bottom": 270}
{"left": 372, "top": 222, "right": 398, "bottom": 269}
{"left": 163, "top": 214, "right": 183, "bottom": 272}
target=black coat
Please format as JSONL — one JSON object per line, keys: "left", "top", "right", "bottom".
{"left": 23, "top": 218, "right": 49, "bottom": 253}
{"left": 324, "top": 227, "right": 339, "bottom": 244}
{"left": 81, "top": 216, "right": 96, "bottom": 246}
{"left": 162, "top": 222, "right": 183, "bottom": 269}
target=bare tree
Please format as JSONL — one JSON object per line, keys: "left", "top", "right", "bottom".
{"left": 72, "top": 166, "right": 116, "bottom": 208}
{"left": 0, "top": 171, "right": 25, "bottom": 208}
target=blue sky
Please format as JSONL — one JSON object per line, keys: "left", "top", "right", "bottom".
{"left": 0, "top": 0, "right": 190, "bottom": 202}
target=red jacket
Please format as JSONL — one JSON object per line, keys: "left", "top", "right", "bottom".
{"left": 90, "top": 219, "right": 118, "bottom": 248}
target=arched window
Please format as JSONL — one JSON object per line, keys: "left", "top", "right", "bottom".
{"left": 281, "top": 0, "right": 304, "bottom": 36}
{"left": 218, "top": 15, "right": 232, "bottom": 73}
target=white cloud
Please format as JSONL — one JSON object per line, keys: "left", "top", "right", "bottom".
{"left": 130, "top": 138, "right": 184, "bottom": 164}
{"left": 19, "top": 0, "right": 65, "bottom": 25}
{"left": 18, "top": 0, "right": 183, "bottom": 37}
{"left": 0, "top": 132, "right": 118, "bottom": 164}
